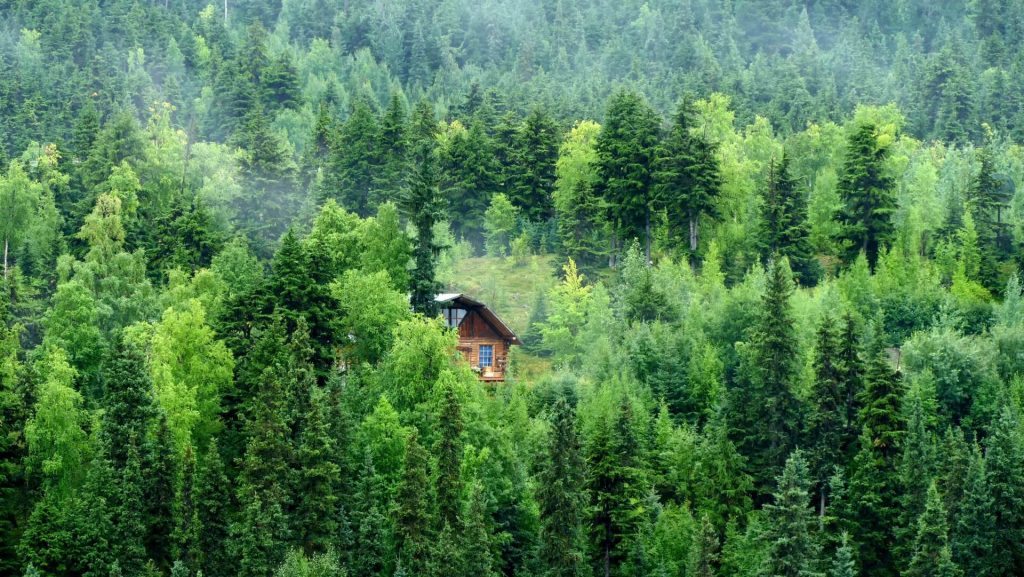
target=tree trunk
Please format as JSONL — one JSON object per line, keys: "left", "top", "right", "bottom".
{"left": 223, "top": 0, "right": 228, "bottom": 24}
{"left": 3, "top": 237, "right": 7, "bottom": 280}
{"left": 689, "top": 215, "right": 698, "bottom": 254}
{"left": 609, "top": 225, "right": 617, "bottom": 269}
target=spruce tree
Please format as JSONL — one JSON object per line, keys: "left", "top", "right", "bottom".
{"left": 735, "top": 258, "right": 802, "bottom": 490}
{"left": 895, "top": 388, "right": 936, "bottom": 565}
{"left": 758, "top": 154, "right": 819, "bottom": 284}
{"left": 655, "top": 98, "right": 722, "bottom": 258}
{"left": 295, "top": 385, "right": 340, "bottom": 554}
{"left": 538, "top": 395, "right": 586, "bottom": 577}
{"left": 587, "top": 394, "right": 649, "bottom": 577}
{"left": 762, "top": 450, "right": 824, "bottom": 577}
{"left": 686, "top": 514, "right": 720, "bottom": 577}
{"left": 904, "top": 482, "right": 961, "bottom": 577}
{"left": 836, "top": 123, "right": 896, "bottom": 270}
{"left": 508, "top": 106, "right": 560, "bottom": 221}
{"left": 395, "top": 433, "right": 432, "bottom": 576}
{"left": 172, "top": 445, "right": 201, "bottom": 574}
{"left": 323, "top": 98, "right": 382, "bottom": 216}
{"left": 401, "top": 101, "right": 444, "bottom": 316}
{"left": 806, "top": 312, "right": 844, "bottom": 510}
{"left": 461, "top": 483, "right": 498, "bottom": 577}
{"left": 100, "top": 338, "right": 154, "bottom": 469}
{"left": 113, "top": 440, "right": 148, "bottom": 576}
{"left": 197, "top": 440, "right": 238, "bottom": 577}
{"left": 595, "top": 89, "right": 662, "bottom": 261}
{"left": 951, "top": 445, "right": 994, "bottom": 577}
{"left": 984, "top": 405, "right": 1024, "bottom": 575}
{"left": 144, "top": 414, "right": 178, "bottom": 571}
{"left": 435, "top": 381, "right": 464, "bottom": 530}
{"left": 831, "top": 533, "right": 856, "bottom": 577}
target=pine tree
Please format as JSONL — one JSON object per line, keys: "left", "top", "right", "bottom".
{"left": 401, "top": 101, "right": 444, "bottom": 316}
{"left": 836, "top": 123, "right": 897, "bottom": 270}
{"left": 831, "top": 533, "right": 856, "bottom": 577}
{"left": 895, "top": 387, "right": 936, "bottom": 565}
{"left": 762, "top": 450, "right": 824, "bottom": 577}
{"left": 587, "top": 394, "right": 649, "bottom": 577}
{"left": 353, "top": 449, "right": 392, "bottom": 577}
{"left": 375, "top": 92, "right": 410, "bottom": 206}
{"left": 735, "top": 258, "right": 802, "bottom": 489}
{"left": 538, "top": 395, "right": 586, "bottom": 577}
{"left": 759, "top": 154, "right": 819, "bottom": 284}
{"left": 435, "top": 380, "right": 464, "bottom": 529}
{"left": 595, "top": 89, "right": 662, "bottom": 262}
{"left": 295, "top": 384, "right": 340, "bottom": 554}
{"left": 951, "top": 445, "right": 994, "bottom": 577}
{"left": 985, "top": 405, "right": 1024, "bottom": 576}
{"left": 395, "top": 432, "right": 432, "bottom": 575}
{"left": 904, "top": 482, "right": 961, "bottom": 577}
{"left": 323, "top": 98, "right": 382, "bottom": 216}
{"left": 655, "top": 99, "right": 721, "bottom": 258}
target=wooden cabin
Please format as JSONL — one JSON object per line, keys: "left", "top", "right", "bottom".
{"left": 436, "top": 293, "right": 520, "bottom": 381}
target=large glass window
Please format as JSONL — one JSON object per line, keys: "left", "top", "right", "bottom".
{"left": 443, "top": 307, "right": 467, "bottom": 328}
{"left": 479, "top": 345, "right": 494, "bottom": 367}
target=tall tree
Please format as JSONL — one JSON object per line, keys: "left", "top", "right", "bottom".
{"left": 836, "top": 123, "right": 896, "bottom": 270}
{"left": 762, "top": 450, "right": 823, "bottom": 577}
{"left": 655, "top": 99, "right": 721, "bottom": 259}
{"left": 758, "top": 154, "right": 819, "bottom": 284}
{"left": 904, "top": 482, "right": 961, "bottom": 577}
{"left": 985, "top": 405, "right": 1024, "bottom": 576}
{"left": 435, "top": 380, "right": 464, "bottom": 530}
{"left": 508, "top": 106, "right": 560, "bottom": 221}
{"left": 402, "top": 100, "right": 444, "bottom": 316}
{"left": 538, "top": 395, "right": 587, "bottom": 577}
{"left": 595, "top": 90, "right": 661, "bottom": 262}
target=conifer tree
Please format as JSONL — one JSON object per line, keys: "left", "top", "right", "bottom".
{"left": 508, "top": 106, "right": 560, "bottom": 221}
{"left": 895, "top": 388, "right": 936, "bottom": 564}
{"left": 538, "top": 395, "right": 586, "bottom": 577}
{"left": 374, "top": 92, "right": 409, "bottom": 206}
{"left": 759, "top": 154, "right": 819, "bottom": 284}
{"left": 904, "top": 482, "right": 961, "bottom": 577}
{"left": 353, "top": 450, "right": 392, "bottom": 577}
{"left": 985, "top": 405, "right": 1024, "bottom": 575}
{"left": 295, "top": 385, "right": 340, "bottom": 554}
{"left": 951, "top": 445, "right": 994, "bottom": 577}
{"left": 173, "top": 445, "right": 201, "bottom": 574}
{"left": 836, "top": 123, "right": 896, "bottom": 270}
{"left": 144, "top": 414, "right": 178, "bottom": 571}
{"left": 113, "top": 440, "right": 148, "bottom": 576}
{"left": 687, "top": 514, "right": 720, "bottom": 577}
{"left": 831, "top": 533, "right": 856, "bottom": 577}
{"left": 100, "top": 338, "right": 154, "bottom": 469}
{"left": 396, "top": 432, "right": 432, "bottom": 576}
{"left": 595, "top": 90, "right": 662, "bottom": 261}
{"left": 655, "top": 99, "right": 722, "bottom": 258}
{"left": 323, "top": 98, "right": 382, "bottom": 216}
{"left": 762, "top": 450, "right": 824, "bottom": 577}
{"left": 735, "top": 258, "right": 802, "bottom": 489}
{"left": 435, "top": 380, "right": 464, "bottom": 530}
{"left": 806, "top": 313, "right": 844, "bottom": 508}
{"left": 402, "top": 101, "right": 444, "bottom": 316}
{"left": 461, "top": 482, "right": 498, "bottom": 577}
{"left": 587, "top": 394, "right": 649, "bottom": 577}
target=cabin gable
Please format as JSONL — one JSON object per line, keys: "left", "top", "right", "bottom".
{"left": 436, "top": 293, "right": 519, "bottom": 381}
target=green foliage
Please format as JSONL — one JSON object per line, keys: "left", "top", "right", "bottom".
{"left": 836, "top": 124, "right": 897, "bottom": 270}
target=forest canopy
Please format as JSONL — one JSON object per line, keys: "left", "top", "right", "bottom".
{"left": 1, "top": 2, "right": 1024, "bottom": 577}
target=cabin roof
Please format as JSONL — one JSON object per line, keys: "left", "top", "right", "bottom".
{"left": 435, "top": 293, "right": 521, "bottom": 344}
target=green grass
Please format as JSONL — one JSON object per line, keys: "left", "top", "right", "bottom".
{"left": 442, "top": 254, "right": 559, "bottom": 335}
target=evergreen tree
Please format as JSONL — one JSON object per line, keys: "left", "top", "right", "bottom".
{"left": 904, "top": 482, "right": 961, "bottom": 577}
{"left": 402, "top": 101, "right": 444, "bottom": 316}
{"left": 461, "top": 483, "right": 498, "bottom": 577}
{"left": 144, "top": 414, "right": 178, "bottom": 571}
{"left": 951, "top": 445, "right": 994, "bottom": 577}
{"left": 831, "top": 533, "right": 857, "bottom": 577}
{"left": 836, "top": 123, "right": 897, "bottom": 270}
{"left": 758, "top": 154, "right": 819, "bottom": 284}
{"left": 100, "top": 338, "right": 154, "bottom": 469}
{"left": 806, "top": 313, "right": 844, "bottom": 504}
{"left": 295, "top": 384, "right": 340, "bottom": 554}
{"left": 538, "top": 395, "right": 586, "bottom": 577}
{"left": 655, "top": 99, "right": 722, "bottom": 258}
{"left": 435, "top": 380, "right": 464, "bottom": 530}
{"left": 985, "top": 405, "right": 1024, "bottom": 576}
{"left": 113, "top": 440, "right": 148, "bottom": 576}
{"left": 734, "top": 258, "right": 802, "bottom": 489}
{"left": 762, "top": 450, "right": 824, "bottom": 577}
{"left": 595, "top": 90, "right": 662, "bottom": 262}
{"left": 172, "top": 445, "right": 201, "bottom": 575}
{"left": 395, "top": 433, "right": 432, "bottom": 575}
{"left": 508, "top": 106, "right": 560, "bottom": 221}
{"left": 587, "top": 394, "right": 649, "bottom": 577}
{"left": 323, "top": 98, "right": 382, "bottom": 216}
{"left": 686, "top": 514, "right": 720, "bottom": 577}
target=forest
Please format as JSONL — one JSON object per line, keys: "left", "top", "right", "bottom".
{"left": 1, "top": 1, "right": 1024, "bottom": 577}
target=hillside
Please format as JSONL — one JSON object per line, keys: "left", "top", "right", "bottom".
{"left": 2, "top": 3, "right": 1024, "bottom": 577}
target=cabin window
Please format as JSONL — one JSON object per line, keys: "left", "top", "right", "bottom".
{"left": 479, "top": 345, "right": 493, "bottom": 367}
{"left": 442, "top": 307, "right": 467, "bottom": 328}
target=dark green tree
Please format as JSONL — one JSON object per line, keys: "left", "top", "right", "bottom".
{"left": 508, "top": 106, "right": 560, "bottom": 221}
{"left": 836, "top": 123, "right": 896, "bottom": 270}
{"left": 538, "top": 395, "right": 586, "bottom": 577}
{"left": 762, "top": 450, "right": 823, "bottom": 577}
{"left": 904, "top": 482, "right": 961, "bottom": 577}
{"left": 985, "top": 405, "right": 1024, "bottom": 576}
{"left": 395, "top": 432, "right": 432, "bottom": 575}
{"left": 323, "top": 98, "right": 382, "bottom": 216}
{"left": 595, "top": 90, "right": 662, "bottom": 261}
{"left": 435, "top": 381, "right": 463, "bottom": 530}
{"left": 759, "top": 154, "right": 819, "bottom": 284}
{"left": 951, "top": 445, "right": 994, "bottom": 577}
{"left": 401, "top": 101, "right": 444, "bottom": 316}
{"left": 197, "top": 439, "right": 232, "bottom": 577}
{"left": 295, "top": 384, "right": 341, "bottom": 554}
